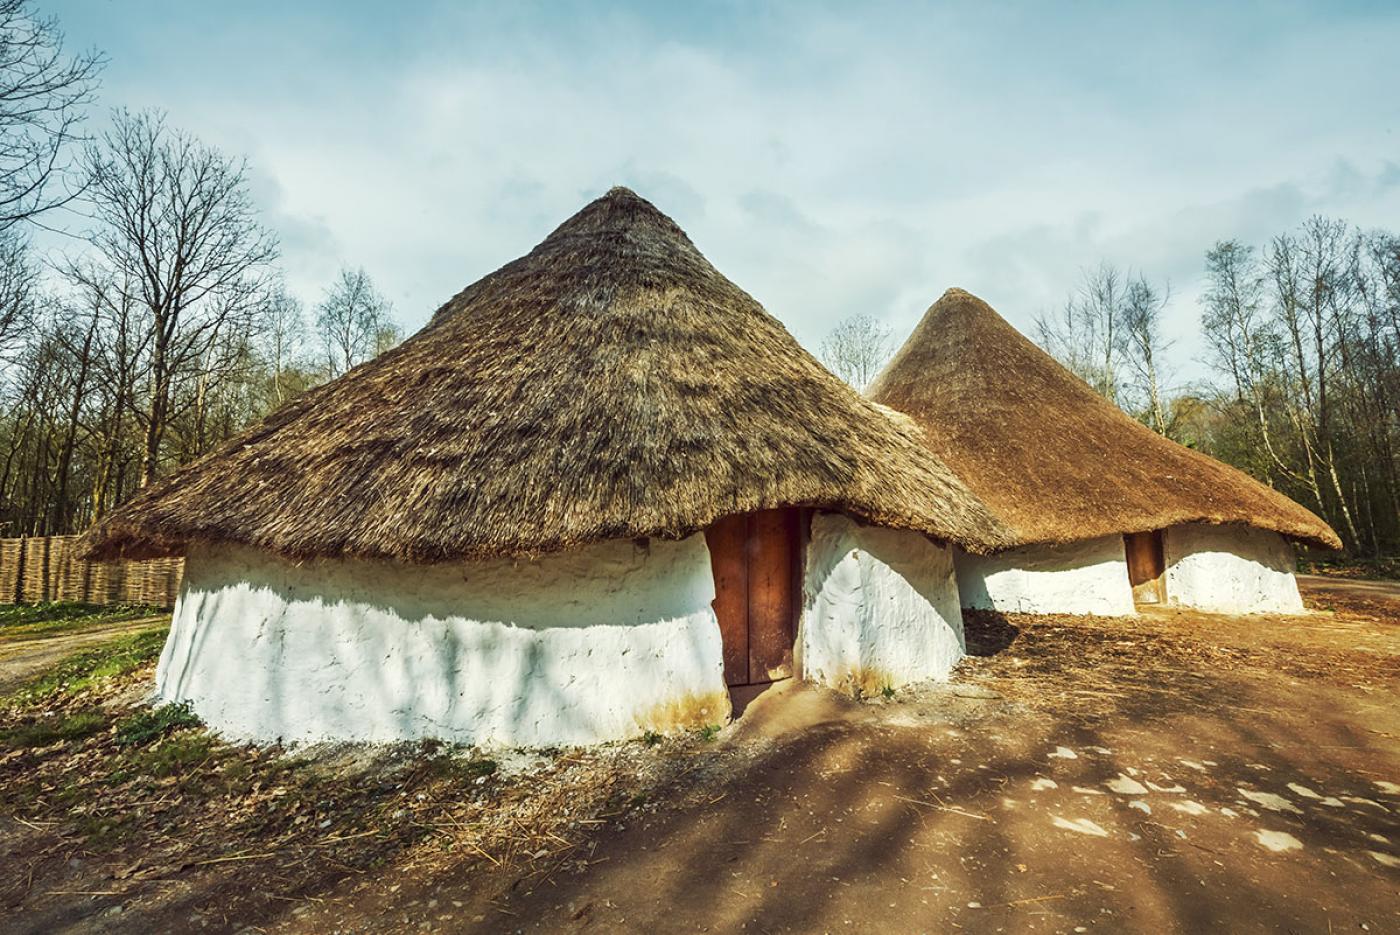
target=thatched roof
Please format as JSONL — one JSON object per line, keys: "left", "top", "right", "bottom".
{"left": 81, "top": 189, "right": 1012, "bottom": 564}
{"left": 869, "top": 288, "right": 1341, "bottom": 551}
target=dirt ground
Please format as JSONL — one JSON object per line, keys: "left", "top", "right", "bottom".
{"left": 1297, "top": 572, "right": 1400, "bottom": 609}
{"left": 2, "top": 579, "right": 1397, "bottom": 934}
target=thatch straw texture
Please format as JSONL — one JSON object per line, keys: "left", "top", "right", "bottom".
{"left": 81, "top": 190, "right": 1011, "bottom": 564}
{"left": 869, "top": 288, "right": 1340, "bottom": 550}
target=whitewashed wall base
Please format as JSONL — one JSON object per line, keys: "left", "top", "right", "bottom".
{"left": 954, "top": 535, "right": 1136, "bottom": 616}
{"left": 156, "top": 536, "right": 729, "bottom": 748}
{"left": 1163, "top": 523, "right": 1303, "bottom": 614}
{"left": 799, "top": 513, "right": 964, "bottom": 694}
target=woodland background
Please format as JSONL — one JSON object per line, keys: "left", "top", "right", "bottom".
{"left": 1, "top": 1, "right": 1395, "bottom": 556}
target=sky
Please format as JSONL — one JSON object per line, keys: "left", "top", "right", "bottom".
{"left": 45, "top": 0, "right": 1400, "bottom": 384}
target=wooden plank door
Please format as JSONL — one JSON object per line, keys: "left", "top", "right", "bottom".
{"left": 705, "top": 513, "right": 750, "bottom": 685}
{"left": 747, "top": 510, "right": 798, "bottom": 683}
{"left": 1124, "top": 530, "right": 1166, "bottom": 605}
{"left": 704, "top": 509, "right": 801, "bottom": 687}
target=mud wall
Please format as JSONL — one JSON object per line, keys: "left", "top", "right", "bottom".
{"left": 1164, "top": 523, "right": 1303, "bottom": 614}
{"left": 798, "top": 512, "right": 965, "bottom": 694}
{"left": 157, "top": 536, "right": 729, "bottom": 747}
{"left": 953, "top": 535, "right": 1136, "bottom": 617}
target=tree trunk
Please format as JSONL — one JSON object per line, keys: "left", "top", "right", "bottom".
{"left": 52, "top": 317, "right": 97, "bottom": 533}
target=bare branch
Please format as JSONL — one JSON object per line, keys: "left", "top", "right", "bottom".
{"left": 819, "top": 313, "right": 893, "bottom": 393}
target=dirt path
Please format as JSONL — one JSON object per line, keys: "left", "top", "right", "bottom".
{"left": 1298, "top": 572, "right": 1400, "bottom": 604}
{"left": 280, "top": 585, "right": 1400, "bottom": 934}
{"left": 453, "top": 684, "right": 1397, "bottom": 934}
{"left": 0, "top": 617, "right": 168, "bottom": 696}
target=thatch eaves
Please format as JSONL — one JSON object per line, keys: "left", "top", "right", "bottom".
{"left": 80, "top": 190, "right": 1013, "bottom": 564}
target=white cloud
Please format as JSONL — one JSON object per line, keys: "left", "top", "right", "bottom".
{"left": 43, "top": 0, "right": 1400, "bottom": 375}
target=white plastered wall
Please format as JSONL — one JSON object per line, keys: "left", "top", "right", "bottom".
{"left": 798, "top": 512, "right": 965, "bottom": 693}
{"left": 156, "top": 535, "right": 729, "bottom": 748}
{"left": 1163, "top": 523, "right": 1303, "bottom": 614}
{"left": 953, "top": 535, "right": 1136, "bottom": 616}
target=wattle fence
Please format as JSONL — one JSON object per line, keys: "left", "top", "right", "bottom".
{"left": 0, "top": 536, "right": 183, "bottom": 608}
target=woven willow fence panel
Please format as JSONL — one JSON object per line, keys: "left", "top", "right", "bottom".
{"left": 0, "top": 536, "right": 184, "bottom": 607}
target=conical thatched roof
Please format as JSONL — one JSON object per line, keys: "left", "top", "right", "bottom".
{"left": 869, "top": 288, "right": 1340, "bottom": 551}
{"left": 81, "top": 190, "right": 1012, "bottom": 564}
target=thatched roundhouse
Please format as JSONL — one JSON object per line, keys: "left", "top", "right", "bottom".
{"left": 81, "top": 189, "right": 1010, "bottom": 747}
{"left": 869, "top": 288, "right": 1340, "bottom": 616}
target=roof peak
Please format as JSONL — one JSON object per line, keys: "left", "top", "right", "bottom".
{"left": 930, "top": 287, "right": 996, "bottom": 317}
{"left": 539, "top": 185, "right": 694, "bottom": 248}
{"left": 918, "top": 288, "right": 1026, "bottom": 343}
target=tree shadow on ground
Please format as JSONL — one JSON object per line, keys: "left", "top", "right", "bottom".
{"left": 5, "top": 604, "right": 1398, "bottom": 934}
{"left": 432, "top": 653, "right": 1397, "bottom": 934}
{"left": 961, "top": 608, "right": 1020, "bottom": 656}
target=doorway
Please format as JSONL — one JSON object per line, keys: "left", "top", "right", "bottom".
{"left": 704, "top": 509, "right": 804, "bottom": 706}
{"left": 1124, "top": 530, "right": 1166, "bottom": 605}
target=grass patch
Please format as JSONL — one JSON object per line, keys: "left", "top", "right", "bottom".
{"left": 697, "top": 724, "right": 721, "bottom": 742}
{"left": 0, "top": 708, "right": 107, "bottom": 748}
{"left": 425, "top": 750, "right": 498, "bottom": 782}
{"left": 4, "top": 626, "right": 169, "bottom": 707}
{"left": 464, "top": 757, "right": 497, "bottom": 779}
{"left": 115, "top": 701, "right": 201, "bottom": 746}
{"left": 71, "top": 815, "right": 132, "bottom": 850}
{"left": 0, "top": 602, "right": 165, "bottom": 641}
{"left": 123, "top": 733, "right": 217, "bottom": 778}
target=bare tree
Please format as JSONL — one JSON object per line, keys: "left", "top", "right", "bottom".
{"left": 1265, "top": 218, "right": 1362, "bottom": 545}
{"left": 374, "top": 319, "right": 402, "bottom": 357}
{"left": 258, "top": 283, "right": 308, "bottom": 405}
{"left": 0, "top": 117, "right": 357, "bottom": 535}
{"left": 1034, "top": 262, "right": 1126, "bottom": 401}
{"left": 1199, "top": 219, "right": 1400, "bottom": 553}
{"left": 819, "top": 313, "right": 893, "bottom": 392}
{"left": 1201, "top": 239, "right": 1292, "bottom": 480}
{"left": 1121, "top": 274, "right": 1173, "bottom": 435}
{"left": 82, "top": 109, "right": 278, "bottom": 486}
{"left": 0, "top": 0, "right": 103, "bottom": 229}
{"left": 55, "top": 260, "right": 146, "bottom": 523}
{"left": 45, "top": 292, "right": 100, "bottom": 532}
{"left": 0, "top": 324, "right": 65, "bottom": 533}
{"left": 315, "top": 267, "right": 395, "bottom": 378}
{"left": 0, "top": 227, "right": 35, "bottom": 356}
{"left": 1351, "top": 231, "right": 1400, "bottom": 547}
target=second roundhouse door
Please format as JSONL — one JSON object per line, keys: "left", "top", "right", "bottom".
{"left": 1124, "top": 530, "right": 1167, "bottom": 605}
